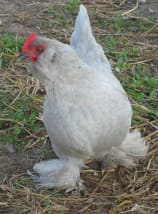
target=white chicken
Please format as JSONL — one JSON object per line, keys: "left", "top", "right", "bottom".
{"left": 20, "top": 5, "right": 148, "bottom": 191}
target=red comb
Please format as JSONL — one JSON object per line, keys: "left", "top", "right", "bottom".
{"left": 22, "top": 33, "right": 37, "bottom": 52}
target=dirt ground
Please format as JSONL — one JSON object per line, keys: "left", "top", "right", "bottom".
{"left": 0, "top": 0, "right": 158, "bottom": 214}
{"left": 1, "top": 0, "right": 158, "bottom": 35}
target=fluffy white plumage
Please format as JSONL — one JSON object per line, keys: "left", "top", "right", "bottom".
{"left": 23, "top": 5, "right": 148, "bottom": 191}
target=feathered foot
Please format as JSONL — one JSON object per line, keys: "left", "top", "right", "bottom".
{"left": 28, "top": 159, "right": 86, "bottom": 193}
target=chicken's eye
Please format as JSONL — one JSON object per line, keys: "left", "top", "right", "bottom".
{"left": 35, "top": 46, "right": 43, "bottom": 53}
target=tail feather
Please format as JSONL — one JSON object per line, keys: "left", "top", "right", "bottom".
{"left": 120, "top": 129, "right": 148, "bottom": 158}
{"left": 104, "top": 130, "right": 148, "bottom": 167}
{"left": 70, "top": 4, "right": 95, "bottom": 48}
{"left": 70, "top": 4, "right": 111, "bottom": 72}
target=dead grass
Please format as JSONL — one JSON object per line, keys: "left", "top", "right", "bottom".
{"left": 0, "top": 0, "right": 158, "bottom": 213}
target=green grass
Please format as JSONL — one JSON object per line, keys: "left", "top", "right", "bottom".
{"left": 0, "top": 92, "right": 44, "bottom": 145}
{"left": 103, "top": 36, "right": 139, "bottom": 72}
{"left": 110, "top": 15, "right": 155, "bottom": 33}
{"left": 47, "top": 3, "right": 78, "bottom": 31}
{"left": 48, "top": 6, "right": 66, "bottom": 26}
{"left": 122, "top": 17, "right": 156, "bottom": 31}
{"left": 64, "top": 0, "right": 79, "bottom": 11}
{"left": 0, "top": 32, "right": 24, "bottom": 68}
{"left": 14, "top": 175, "right": 28, "bottom": 187}
{"left": 121, "top": 68, "right": 158, "bottom": 121}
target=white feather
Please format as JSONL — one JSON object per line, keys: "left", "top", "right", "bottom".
{"left": 103, "top": 130, "right": 148, "bottom": 167}
{"left": 33, "top": 159, "right": 81, "bottom": 190}
{"left": 70, "top": 4, "right": 111, "bottom": 73}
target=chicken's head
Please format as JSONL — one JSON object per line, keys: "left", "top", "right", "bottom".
{"left": 19, "top": 33, "right": 46, "bottom": 62}
{"left": 19, "top": 33, "right": 85, "bottom": 85}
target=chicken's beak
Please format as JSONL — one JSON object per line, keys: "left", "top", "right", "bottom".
{"left": 18, "top": 52, "right": 30, "bottom": 60}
